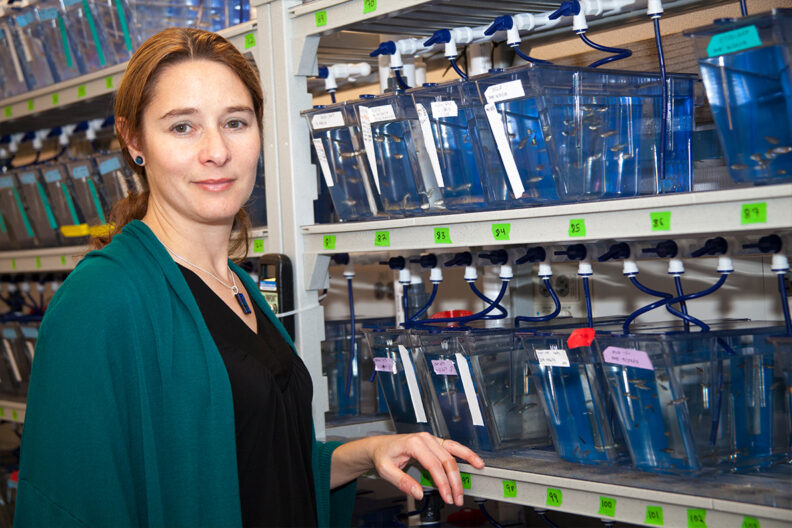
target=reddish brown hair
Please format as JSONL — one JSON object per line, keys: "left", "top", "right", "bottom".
{"left": 94, "top": 27, "right": 263, "bottom": 260}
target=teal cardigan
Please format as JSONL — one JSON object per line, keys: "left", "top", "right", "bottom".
{"left": 15, "top": 220, "right": 356, "bottom": 527}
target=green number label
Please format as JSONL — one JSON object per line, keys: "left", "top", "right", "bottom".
{"left": 315, "top": 10, "right": 327, "bottom": 27}
{"left": 60, "top": 255, "right": 67, "bottom": 266}
{"left": 492, "top": 223, "right": 510, "bottom": 241}
{"left": 374, "top": 231, "right": 390, "bottom": 247}
{"left": 52, "top": 93, "right": 60, "bottom": 106}
{"left": 27, "top": 99, "right": 34, "bottom": 111}
{"left": 741, "top": 202, "right": 767, "bottom": 224}
{"left": 323, "top": 235, "right": 336, "bottom": 250}
{"left": 687, "top": 509, "right": 706, "bottom": 528}
{"left": 420, "top": 470, "right": 434, "bottom": 488}
{"left": 502, "top": 480, "right": 517, "bottom": 498}
{"left": 244, "top": 33, "right": 256, "bottom": 49}
{"left": 460, "top": 472, "right": 471, "bottom": 490}
{"left": 0, "top": 408, "right": 4, "bottom": 417}
{"left": 77, "top": 84, "right": 87, "bottom": 98}
{"left": 434, "top": 227, "right": 452, "bottom": 244}
{"left": 3, "top": 106, "right": 11, "bottom": 118}
{"left": 598, "top": 496, "right": 616, "bottom": 517}
{"left": 36, "top": 256, "right": 41, "bottom": 269}
{"left": 646, "top": 506, "right": 664, "bottom": 526}
{"left": 363, "top": 0, "right": 377, "bottom": 13}
{"left": 742, "top": 516, "right": 760, "bottom": 528}
{"left": 546, "top": 488, "right": 562, "bottom": 507}
{"left": 568, "top": 218, "right": 586, "bottom": 237}
{"left": 651, "top": 211, "right": 671, "bottom": 231}
{"left": 11, "top": 259, "right": 16, "bottom": 270}
{"left": 11, "top": 410, "right": 17, "bottom": 421}
{"left": 253, "top": 238, "right": 265, "bottom": 253}
{"left": 105, "top": 76, "right": 114, "bottom": 89}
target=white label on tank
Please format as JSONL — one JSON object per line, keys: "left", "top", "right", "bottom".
{"left": 431, "top": 359, "right": 457, "bottom": 376}
{"left": 484, "top": 103, "right": 525, "bottom": 198}
{"left": 3, "top": 340, "right": 21, "bottom": 383}
{"left": 367, "top": 104, "right": 396, "bottom": 123}
{"left": 455, "top": 353, "right": 484, "bottom": 427}
{"left": 358, "top": 106, "right": 381, "bottom": 193}
{"left": 415, "top": 103, "right": 445, "bottom": 188}
{"left": 484, "top": 80, "right": 525, "bottom": 103}
{"left": 373, "top": 357, "right": 396, "bottom": 374}
{"left": 398, "top": 345, "right": 427, "bottom": 423}
{"left": 536, "top": 348, "right": 570, "bottom": 368}
{"left": 311, "top": 111, "right": 345, "bottom": 130}
{"left": 99, "top": 157, "right": 121, "bottom": 175}
{"left": 311, "top": 138, "right": 334, "bottom": 188}
{"left": 430, "top": 100, "right": 458, "bottom": 119}
{"left": 603, "top": 346, "right": 654, "bottom": 371}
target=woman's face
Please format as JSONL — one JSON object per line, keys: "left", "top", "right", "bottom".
{"left": 134, "top": 59, "right": 260, "bottom": 228}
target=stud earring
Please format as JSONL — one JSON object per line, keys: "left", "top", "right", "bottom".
{"left": 134, "top": 156, "right": 144, "bottom": 166}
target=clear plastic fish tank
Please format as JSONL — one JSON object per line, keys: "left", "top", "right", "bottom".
{"left": 10, "top": 6, "right": 56, "bottom": 91}
{"left": 40, "top": 164, "right": 90, "bottom": 244}
{"left": 595, "top": 324, "right": 789, "bottom": 474}
{"left": 685, "top": 9, "right": 792, "bottom": 185}
{"left": 34, "top": 1, "right": 84, "bottom": 82}
{"left": 0, "top": 325, "right": 32, "bottom": 400}
{"left": 96, "top": 152, "right": 136, "bottom": 207}
{"left": 0, "top": 173, "right": 38, "bottom": 249}
{"left": 0, "top": 20, "right": 29, "bottom": 98}
{"left": 474, "top": 67, "right": 558, "bottom": 205}
{"left": 61, "top": 0, "right": 112, "bottom": 73}
{"left": 364, "top": 329, "right": 447, "bottom": 436}
{"left": 519, "top": 330, "right": 626, "bottom": 465}
{"left": 87, "top": 0, "right": 137, "bottom": 66}
{"left": 767, "top": 334, "right": 792, "bottom": 463}
{"left": 302, "top": 102, "right": 381, "bottom": 221}
{"left": 66, "top": 160, "right": 109, "bottom": 227}
{"left": 415, "top": 328, "right": 550, "bottom": 452}
{"left": 533, "top": 65, "right": 695, "bottom": 200}
{"left": 14, "top": 169, "right": 62, "bottom": 248}
{"left": 349, "top": 93, "right": 442, "bottom": 217}
{"left": 408, "top": 80, "right": 511, "bottom": 212}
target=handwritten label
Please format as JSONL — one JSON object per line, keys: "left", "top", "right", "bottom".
{"left": 322, "top": 235, "right": 336, "bottom": 250}
{"left": 492, "top": 223, "right": 510, "bottom": 241}
{"left": 741, "top": 202, "right": 767, "bottom": 224}
{"left": 603, "top": 346, "right": 654, "bottom": 370}
{"left": 420, "top": 470, "right": 434, "bottom": 487}
{"left": 536, "top": 348, "right": 570, "bottom": 367}
{"left": 244, "top": 32, "right": 256, "bottom": 49}
{"left": 568, "top": 219, "right": 586, "bottom": 237}
{"left": 484, "top": 80, "right": 525, "bottom": 103}
{"left": 598, "top": 496, "right": 616, "bottom": 517}
{"left": 707, "top": 25, "right": 761, "bottom": 57}
{"left": 311, "top": 111, "right": 345, "bottom": 130}
{"left": 741, "top": 516, "right": 760, "bottom": 528}
{"left": 484, "top": 102, "right": 525, "bottom": 198}
{"left": 416, "top": 103, "right": 444, "bottom": 187}
{"left": 687, "top": 509, "right": 707, "bottom": 528}
{"left": 646, "top": 506, "right": 664, "bottom": 526}
{"left": 546, "top": 488, "right": 562, "bottom": 507}
{"left": 363, "top": 0, "right": 377, "bottom": 14}
{"left": 253, "top": 239, "right": 265, "bottom": 253}
{"left": 315, "top": 10, "right": 327, "bottom": 27}
{"left": 77, "top": 84, "right": 87, "bottom": 98}
{"left": 312, "top": 138, "right": 334, "bottom": 188}
{"left": 503, "top": 480, "right": 517, "bottom": 498}
{"left": 52, "top": 93, "right": 59, "bottom": 105}
{"left": 366, "top": 104, "right": 396, "bottom": 123}
{"left": 105, "top": 76, "right": 113, "bottom": 89}
{"left": 431, "top": 359, "right": 457, "bottom": 376}
{"left": 460, "top": 472, "right": 471, "bottom": 489}
{"left": 373, "top": 357, "right": 396, "bottom": 373}
{"left": 651, "top": 211, "right": 671, "bottom": 231}
{"left": 27, "top": 99, "right": 34, "bottom": 111}
{"left": 434, "top": 227, "right": 451, "bottom": 244}
{"left": 430, "top": 100, "right": 458, "bottom": 118}
{"left": 374, "top": 230, "right": 390, "bottom": 247}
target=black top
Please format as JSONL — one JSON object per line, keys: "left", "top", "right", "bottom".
{"left": 179, "top": 265, "right": 318, "bottom": 528}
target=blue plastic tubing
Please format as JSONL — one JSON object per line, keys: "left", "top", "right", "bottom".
{"left": 653, "top": 16, "right": 668, "bottom": 186}
{"left": 578, "top": 32, "right": 632, "bottom": 68}
{"left": 515, "top": 277, "right": 561, "bottom": 326}
{"left": 779, "top": 273, "right": 792, "bottom": 335}
{"left": 469, "top": 283, "right": 508, "bottom": 320}
{"left": 344, "top": 277, "right": 356, "bottom": 399}
{"left": 409, "top": 281, "right": 509, "bottom": 326}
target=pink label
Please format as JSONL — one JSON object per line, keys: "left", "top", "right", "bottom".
{"left": 602, "top": 346, "right": 654, "bottom": 370}
{"left": 432, "top": 359, "right": 458, "bottom": 376}
{"left": 373, "top": 357, "right": 395, "bottom": 373}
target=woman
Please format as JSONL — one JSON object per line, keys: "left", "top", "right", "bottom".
{"left": 15, "top": 28, "right": 483, "bottom": 527}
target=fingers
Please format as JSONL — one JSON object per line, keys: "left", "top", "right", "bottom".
{"left": 439, "top": 438, "right": 485, "bottom": 469}
{"left": 375, "top": 456, "right": 424, "bottom": 502}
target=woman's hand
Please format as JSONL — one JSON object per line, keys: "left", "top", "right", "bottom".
{"left": 330, "top": 433, "right": 484, "bottom": 506}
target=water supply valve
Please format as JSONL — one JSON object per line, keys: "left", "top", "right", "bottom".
{"left": 478, "top": 250, "right": 509, "bottom": 266}
{"left": 691, "top": 237, "right": 728, "bottom": 257}
{"left": 598, "top": 242, "right": 631, "bottom": 262}
{"left": 641, "top": 240, "right": 678, "bottom": 259}
{"left": 515, "top": 246, "right": 547, "bottom": 265}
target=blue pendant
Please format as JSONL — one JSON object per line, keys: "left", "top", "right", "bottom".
{"left": 236, "top": 292, "right": 252, "bottom": 315}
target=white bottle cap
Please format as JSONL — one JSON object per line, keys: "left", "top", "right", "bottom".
{"left": 668, "top": 258, "right": 685, "bottom": 275}
{"left": 464, "top": 266, "right": 478, "bottom": 282}
{"left": 537, "top": 263, "right": 552, "bottom": 278}
{"left": 622, "top": 259, "right": 639, "bottom": 276}
{"left": 430, "top": 267, "right": 443, "bottom": 283}
{"left": 772, "top": 254, "right": 790, "bottom": 274}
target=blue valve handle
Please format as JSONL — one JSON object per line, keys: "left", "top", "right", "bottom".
{"left": 317, "top": 65, "right": 329, "bottom": 79}
{"left": 424, "top": 28, "right": 451, "bottom": 47}
{"left": 549, "top": 0, "right": 581, "bottom": 19}
{"left": 485, "top": 14, "right": 514, "bottom": 35}
{"left": 370, "top": 40, "right": 397, "bottom": 57}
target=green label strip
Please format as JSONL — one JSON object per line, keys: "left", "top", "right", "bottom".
{"left": 742, "top": 516, "right": 760, "bottom": 528}
{"left": 651, "top": 211, "right": 671, "bottom": 231}
{"left": 253, "top": 238, "right": 265, "bottom": 253}
{"left": 112, "top": 0, "right": 133, "bottom": 52}
{"left": 36, "top": 256, "right": 41, "bottom": 269}
{"left": 460, "top": 472, "right": 471, "bottom": 490}
{"left": 598, "top": 496, "right": 616, "bottom": 517}
{"left": 687, "top": 509, "right": 706, "bottom": 528}
{"left": 244, "top": 33, "right": 256, "bottom": 49}
{"left": 27, "top": 99, "right": 34, "bottom": 111}
{"left": 323, "top": 235, "right": 336, "bottom": 250}
{"left": 11, "top": 259, "right": 16, "bottom": 270}
{"left": 741, "top": 202, "right": 767, "bottom": 224}
{"left": 3, "top": 107, "right": 10, "bottom": 118}
{"left": 52, "top": 93, "right": 60, "bottom": 106}
{"left": 646, "top": 506, "right": 664, "bottom": 526}
{"left": 492, "top": 223, "right": 510, "bottom": 241}
{"left": 57, "top": 14, "right": 74, "bottom": 69}
{"left": 502, "top": 480, "right": 517, "bottom": 498}
{"left": 374, "top": 231, "right": 390, "bottom": 247}
{"left": 708, "top": 25, "right": 762, "bottom": 57}
{"left": 546, "top": 488, "right": 562, "bottom": 507}
{"left": 105, "top": 76, "right": 113, "bottom": 89}
{"left": 568, "top": 218, "right": 586, "bottom": 237}
{"left": 77, "top": 84, "right": 87, "bottom": 98}
{"left": 420, "top": 470, "right": 434, "bottom": 488}
{"left": 434, "top": 227, "right": 451, "bottom": 244}
{"left": 315, "top": 10, "right": 327, "bottom": 27}
{"left": 82, "top": 0, "right": 106, "bottom": 66}
{"left": 363, "top": 0, "right": 377, "bottom": 14}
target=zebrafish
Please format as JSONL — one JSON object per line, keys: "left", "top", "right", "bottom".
{"left": 730, "top": 164, "right": 749, "bottom": 170}
{"left": 600, "top": 130, "right": 617, "bottom": 138}
{"left": 773, "top": 146, "right": 792, "bottom": 155}
{"left": 765, "top": 136, "right": 780, "bottom": 145}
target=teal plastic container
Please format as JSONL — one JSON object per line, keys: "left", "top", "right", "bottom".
{"left": 685, "top": 9, "right": 792, "bottom": 184}
{"left": 14, "top": 169, "right": 63, "bottom": 247}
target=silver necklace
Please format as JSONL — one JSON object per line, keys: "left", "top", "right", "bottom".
{"left": 161, "top": 241, "right": 252, "bottom": 315}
